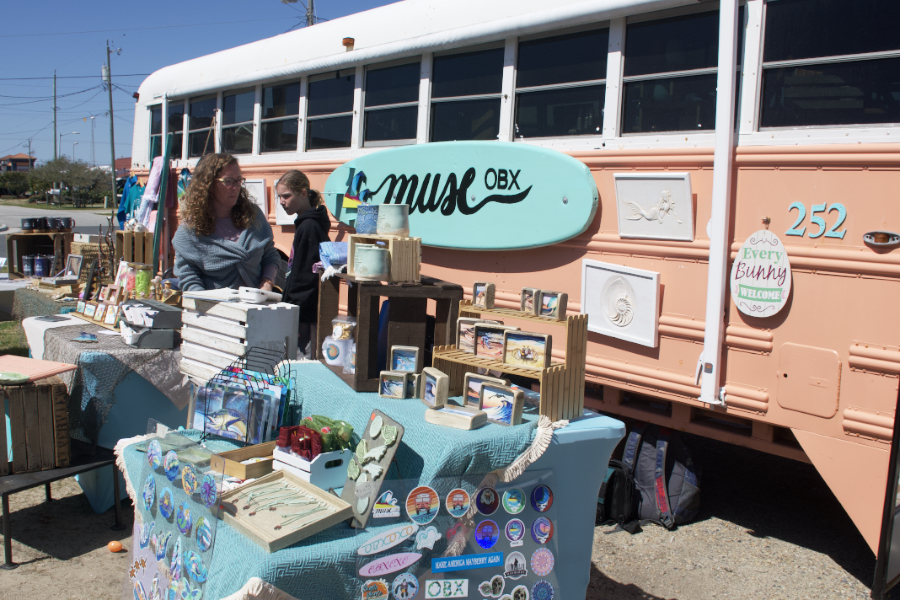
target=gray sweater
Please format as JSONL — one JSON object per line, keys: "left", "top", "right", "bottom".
{"left": 172, "top": 205, "right": 280, "bottom": 292}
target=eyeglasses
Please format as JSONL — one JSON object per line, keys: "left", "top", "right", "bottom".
{"left": 217, "top": 177, "right": 246, "bottom": 187}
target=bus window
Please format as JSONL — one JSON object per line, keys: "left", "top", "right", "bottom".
{"left": 307, "top": 69, "right": 355, "bottom": 150}
{"left": 167, "top": 101, "right": 185, "bottom": 160}
{"left": 188, "top": 96, "right": 216, "bottom": 158}
{"left": 622, "top": 10, "right": 721, "bottom": 134}
{"left": 364, "top": 61, "right": 419, "bottom": 145}
{"left": 431, "top": 48, "right": 503, "bottom": 142}
{"left": 515, "top": 28, "right": 608, "bottom": 139}
{"left": 260, "top": 81, "right": 300, "bottom": 153}
{"left": 149, "top": 105, "right": 162, "bottom": 159}
{"left": 222, "top": 88, "right": 255, "bottom": 155}
{"left": 760, "top": 0, "right": 900, "bottom": 128}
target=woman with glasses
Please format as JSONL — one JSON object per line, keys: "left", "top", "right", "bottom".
{"left": 172, "top": 153, "right": 280, "bottom": 292}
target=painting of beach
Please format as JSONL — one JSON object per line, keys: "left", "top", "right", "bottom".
{"left": 391, "top": 348, "right": 418, "bottom": 372}
{"left": 380, "top": 376, "right": 405, "bottom": 399}
{"left": 503, "top": 332, "right": 549, "bottom": 369}
{"left": 474, "top": 326, "right": 514, "bottom": 360}
{"left": 459, "top": 321, "right": 477, "bottom": 353}
{"left": 481, "top": 385, "right": 515, "bottom": 425}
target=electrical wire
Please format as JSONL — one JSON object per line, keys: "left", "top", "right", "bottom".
{"left": 0, "top": 74, "right": 149, "bottom": 81}
{"left": 0, "top": 18, "right": 286, "bottom": 38}
{"left": 0, "top": 85, "right": 102, "bottom": 107}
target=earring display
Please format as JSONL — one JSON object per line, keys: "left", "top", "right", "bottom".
{"left": 220, "top": 470, "right": 352, "bottom": 552}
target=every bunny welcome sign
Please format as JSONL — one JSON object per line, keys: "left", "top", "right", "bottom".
{"left": 730, "top": 230, "right": 792, "bottom": 317}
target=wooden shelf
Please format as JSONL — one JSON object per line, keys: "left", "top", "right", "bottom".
{"left": 432, "top": 300, "right": 588, "bottom": 421}
{"left": 68, "top": 311, "right": 120, "bottom": 331}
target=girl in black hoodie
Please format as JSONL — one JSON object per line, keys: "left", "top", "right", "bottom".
{"left": 276, "top": 170, "right": 331, "bottom": 357}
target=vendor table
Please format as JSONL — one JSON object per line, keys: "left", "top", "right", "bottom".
{"left": 11, "top": 287, "right": 78, "bottom": 322}
{"left": 120, "top": 362, "right": 625, "bottom": 600}
{"left": 1, "top": 440, "right": 124, "bottom": 568}
{"left": 21, "top": 315, "right": 189, "bottom": 513}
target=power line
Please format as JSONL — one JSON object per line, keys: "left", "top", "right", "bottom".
{"left": 0, "top": 17, "right": 285, "bottom": 38}
{"left": 0, "top": 74, "right": 149, "bottom": 81}
{"left": 0, "top": 86, "right": 101, "bottom": 100}
{"left": 0, "top": 85, "right": 101, "bottom": 107}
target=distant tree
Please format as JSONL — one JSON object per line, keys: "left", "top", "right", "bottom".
{"left": 30, "top": 158, "right": 111, "bottom": 204}
{"left": 0, "top": 171, "right": 29, "bottom": 196}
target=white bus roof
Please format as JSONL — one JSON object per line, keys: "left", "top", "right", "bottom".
{"left": 137, "top": 0, "right": 692, "bottom": 102}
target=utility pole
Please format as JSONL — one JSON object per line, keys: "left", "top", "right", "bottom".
{"left": 104, "top": 41, "right": 117, "bottom": 218}
{"left": 307, "top": 0, "right": 315, "bottom": 26}
{"left": 53, "top": 71, "right": 57, "bottom": 160}
{"left": 90, "top": 116, "right": 96, "bottom": 166}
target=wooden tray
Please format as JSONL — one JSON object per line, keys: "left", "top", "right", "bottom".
{"left": 340, "top": 409, "right": 405, "bottom": 529}
{"left": 68, "top": 310, "right": 120, "bottom": 331}
{"left": 211, "top": 441, "right": 277, "bottom": 479}
{"left": 219, "top": 470, "right": 352, "bottom": 552}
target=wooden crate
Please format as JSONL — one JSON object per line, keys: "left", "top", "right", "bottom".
{"left": 6, "top": 233, "right": 72, "bottom": 279}
{"left": 316, "top": 273, "right": 464, "bottom": 392}
{"left": 70, "top": 241, "right": 101, "bottom": 285}
{"left": 210, "top": 441, "right": 277, "bottom": 479}
{"left": 115, "top": 231, "right": 155, "bottom": 264}
{"left": 2, "top": 376, "right": 71, "bottom": 475}
{"left": 347, "top": 234, "right": 421, "bottom": 283}
{"left": 431, "top": 300, "right": 589, "bottom": 422}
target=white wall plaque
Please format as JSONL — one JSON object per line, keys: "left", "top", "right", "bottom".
{"left": 614, "top": 172, "right": 694, "bottom": 241}
{"left": 581, "top": 259, "right": 660, "bottom": 348}
{"left": 243, "top": 179, "right": 268, "bottom": 218}
{"left": 730, "top": 229, "right": 792, "bottom": 318}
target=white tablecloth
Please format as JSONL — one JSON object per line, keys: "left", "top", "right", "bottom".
{"left": 22, "top": 314, "right": 86, "bottom": 359}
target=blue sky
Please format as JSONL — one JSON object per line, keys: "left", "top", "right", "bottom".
{"left": 0, "top": 0, "right": 396, "bottom": 165}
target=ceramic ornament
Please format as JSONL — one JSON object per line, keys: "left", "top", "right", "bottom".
{"left": 139, "top": 522, "right": 155, "bottom": 549}
{"left": 369, "top": 415, "right": 383, "bottom": 438}
{"left": 200, "top": 473, "right": 217, "bottom": 508}
{"left": 196, "top": 517, "right": 212, "bottom": 552}
{"left": 181, "top": 464, "right": 199, "bottom": 495}
{"left": 176, "top": 502, "right": 193, "bottom": 535}
{"left": 164, "top": 451, "right": 180, "bottom": 482}
{"left": 159, "top": 488, "right": 175, "bottom": 519}
{"left": 147, "top": 440, "right": 162, "bottom": 469}
{"left": 143, "top": 475, "right": 156, "bottom": 510}
{"left": 185, "top": 550, "right": 208, "bottom": 583}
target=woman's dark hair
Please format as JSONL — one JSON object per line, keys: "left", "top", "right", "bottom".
{"left": 276, "top": 170, "right": 322, "bottom": 207}
{"left": 181, "top": 153, "right": 256, "bottom": 236}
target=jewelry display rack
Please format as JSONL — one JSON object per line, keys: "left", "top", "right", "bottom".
{"left": 431, "top": 299, "right": 588, "bottom": 421}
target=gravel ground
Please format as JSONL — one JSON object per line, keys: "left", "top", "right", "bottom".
{"left": 0, "top": 434, "right": 895, "bottom": 599}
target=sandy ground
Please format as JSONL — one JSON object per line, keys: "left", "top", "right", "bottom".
{"left": 0, "top": 434, "right": 897, "bottom": 599}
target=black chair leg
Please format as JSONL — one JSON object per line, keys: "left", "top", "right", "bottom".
{"left": 1, "top": 493, "right": 16, "bottom": 570}
{"left": 44, "top": 483, "right": 52, "bottom": 502}
{"left": 111, "top": 466, "right": 125, "bottom": 532}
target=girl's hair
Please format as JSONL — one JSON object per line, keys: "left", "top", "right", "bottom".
{"left": 181, "top": 153, "right": 256, "bottom": 237}
{"left": 276, "top": 170, "right": 322, "bottom": 207}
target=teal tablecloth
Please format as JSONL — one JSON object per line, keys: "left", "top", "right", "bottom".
{"left": 121, "top": 362, "right": 624, "bottom": 600}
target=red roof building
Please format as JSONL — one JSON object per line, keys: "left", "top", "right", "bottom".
{"left": 115, "top": 157, "right": 132, "bottom": 178}
{"left": 0, "top": 153, "right": 36, "bottom": 172}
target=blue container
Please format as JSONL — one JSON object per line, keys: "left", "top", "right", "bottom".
{"left": 34, "top": 255, "right": 50, "bottom": 277}
{"left": 22, "top": 255, "right": 34, "bottom": 277}
{"left": 355, "top": 203, "right": 378, "bottom": 234}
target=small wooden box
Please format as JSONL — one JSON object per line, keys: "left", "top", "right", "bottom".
{"left": 2, "top": 377, "right": 70, "bottom": 475}
{"left": 272, "top": 446, "right": 351, "bottom": 491}
{"left": 424, "top": 404, "right": 487, "bottom": 430}
{"left": 420, "top": 367, "right": 449, "bottom": 409}
{"left": 115, "top": 231, "right": 155, "bottom": 264}
{"left": 220, "top": 470, "right": 352, "bottom": 552}
{"left": 210, "top": 441, "right": 277, "bottom": 479}
{"left": 347, "top": 234, "right": 421, "bottom": 283}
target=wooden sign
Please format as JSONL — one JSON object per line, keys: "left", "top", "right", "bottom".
{"left": 730, "top": 229, "right": 792, "bottom": 318}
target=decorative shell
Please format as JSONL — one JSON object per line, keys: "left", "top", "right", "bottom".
{"left": 347, "top": 458, "right": 361, "bottom": 481}
{"left": 382, "top": 425, "right": 398, "bottom": 447}
{"left": 355, "top": 439, "right": 368, "bottom": 462}
{"left": 601, "top": 277, "right": 636, "bottom": 328}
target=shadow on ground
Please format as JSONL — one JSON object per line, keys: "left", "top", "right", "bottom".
{"left": 587, "top": 563, "right": 673, "bottom": 600}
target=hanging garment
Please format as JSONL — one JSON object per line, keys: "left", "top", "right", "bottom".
{"left": 117, "top": 175, "right": 138, "bottom": 228}
{"left": 137, "top": 157, "right": 165, "bottom": 228}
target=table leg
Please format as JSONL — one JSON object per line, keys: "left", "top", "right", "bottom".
{"left": 44, "top": 483, "right": 52, "bottom": 502}
{"left": 111, "top": 465, "right": 125, "bottom": 532}
{"left": 1, "top": 493, "right": 16, "bottom": 570}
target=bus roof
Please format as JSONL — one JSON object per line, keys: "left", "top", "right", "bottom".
{"left": 136, "top": 0, "right": 692, "bottom": 103}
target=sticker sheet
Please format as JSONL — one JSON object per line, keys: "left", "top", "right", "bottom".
{"left": 353, "top": 471, "right": 559, "bottom": 600}
{"left": 124, "top": 430, "right": 223, "bottom": 600}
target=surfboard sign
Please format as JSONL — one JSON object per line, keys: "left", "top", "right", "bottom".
{"left": 324, "top": 142, "right": 599, "bottom": 250}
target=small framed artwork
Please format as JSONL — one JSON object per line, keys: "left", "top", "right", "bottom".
{"left": 104, "top": 305, "right": 120, "bottom": 326}
{"left": 420, "top": 367, "right": 449, "bottom": 409}
{"left": 97, "top": 286, "right": 109, "bottom": 303}
{"left": 521, "top": 288, "right": 542, "bottom": 315}
{"left": 76, "top": 300, "right": 86, "bottom": 314}
{"left": 456, "top": 318, "right": 501, "bottom": 354}
{"left": 473, "top": 324, "right": 519, "bottom": 361}
{"left": 502, "top": 330, "right": 552, "bottom": 370}
{"left": 539, "top": 290, "right": 568, "bottom": 321}
{"left": 472, "top": 282, "right": 495, "bottom": 310}
{"left": 479, "top": 383, "right": 525, "bottom": 426}
{"left": 379, "top": 371, "right": 407, "bottom": 399}
{"left": 463, "top": 372, "right": 509, "bottom": 409}
{"left": 64, "top": 254, "right": 84, "bottom": 279}
{"left": 94, "top": 303, "right": 108, "bottom": 322}
{"left": 105, "top": 285, "right": 122, "bottom": 305}
{"left": 83, "top": 302, "right": 98, "bottom": 319}
{"left": 390, "top": 345, "right": 420, "bottom": 373}
{"left": 406, "top": 373, "right": 421, "bottom": 399}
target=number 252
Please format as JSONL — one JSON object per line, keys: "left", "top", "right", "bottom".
{"left": 786, "top": 202, "right": 847, "bottom": 239}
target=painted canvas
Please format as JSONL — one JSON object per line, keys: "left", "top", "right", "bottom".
{"left": 192, "top": 383, "right": 266, "bottom": 444}
{"left": 539, "top": 291, "right": 567, "bottom": 320}
{"left": 379, "top": 372, "right": 406, "bottom": 399}
{"left": 463, "top": 373, "right": 508, "bottom": 409}
{"left": 76, "top": 300, "right": 86, "bottom": 313}
{"left": 390, "top": 346, "right": 419, "bottom": 373}
{"left": 83, "top": 302, "right": 97, "bottom": 318}
{"left": 521, "top": 288, "right": 541, "bottom": 315}
{"left": 423, "top": 372, "right": 438, "bottom": 407}
{"left": 502, "top": 331, "right": 551, "bottom": 370}
{"left": 472, "top": 282, "right": 495, "bottom": 309}
{"left": 474, "top": 325, "right": 518, "bottom": 360}
{"left": 104, "top": 306, "right": 120, "bottom": 326}
{"left": 457, "top": 318, "right": 501, "bottom": 354}
{"left": 480, "top": 384, "right": 524, "bottom": 426}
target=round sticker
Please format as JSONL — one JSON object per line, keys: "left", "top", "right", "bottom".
{"left": 531, "top": 517, "right": 554, "bottom": 544}
{"left": 196, "top": 517, "right": 212, "bottom": 552}
{"left": 361, "top": 580, "right": 389, "bottom": 600}
{"left": 502, "top": 488, "right": 526, "bottom": 514}
{"left": 474, "top": 520, "right": 499, "bottom": 549}
{"left": 474, "top": 487, "right": 499, "bottom": 515}
{"left": 445, "top": 488, "right": 471, "bottom": 518}
{"left": 531, "top": 548, "right": 554, "bottom": 577}
{"left": 531, "top": 581, "right": 553, "bottom": 600}
{"left": 511, "top": 584, "right": 529, "bottom": 600}
{"left": 505, "top": 518, "right": 525, "bottom": 545}
{"left": 405, "top": 486, "right": 439, "bottom": 525}
{"left": 176, "top": 502, "right": 193, "bottom": 535}
{"left": 181, "top": 464, "right": 199, "bottom": 494}
{"left": 391, "top": 573, "right": 418, "bottom": 600}
{"left": 530, "top": 485, "right": 553, "bottom": 512}
{"left": 159, "top": 487, "right": 175, "bottom": 518}
{"left": 164, "top": 451, "right": 180, "bottom": 482}
{"left": 147, "top": 440, "right": 162, "bottom": 469}
{"left": 729, "top": 229, "right": 792, "bottom": 318}
{"left": 142, "top": 474, "right": 156, "bottom": 510}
